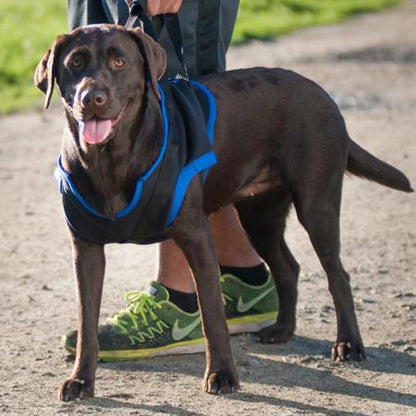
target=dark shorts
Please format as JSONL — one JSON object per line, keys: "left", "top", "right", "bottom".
{"left": 67, "top": 0, "right": 239, "bottom": 78}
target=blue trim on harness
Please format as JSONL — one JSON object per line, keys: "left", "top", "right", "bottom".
{"left": 166, "top": 151, "right": 217, "bottom": 226}
{"left": 116, "top": 85, "right": 169, "bottom": 218}
{"left": 169, "top": 79, "right": 216, "bottom": 143}
{"left": 56, "top": 84, "right": 169, "bottom": 220}
{"left": 57, "top": 156, "right": 107, "bottom": 219}
{"left": 165, "top": 81, "right": 217, "bottom": 226}
{"left": 190, "top": 80, "right": 216, "bottom": 144}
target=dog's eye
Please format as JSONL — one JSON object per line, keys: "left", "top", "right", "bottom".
{"left": 113, "top": 58, "right": 127, "bottom": 69}
{"left": 69, "top": 58, "right": 83, "bottom": 69}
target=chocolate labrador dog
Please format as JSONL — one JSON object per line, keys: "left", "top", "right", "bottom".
{"left": 35, "top": 25, "right": 412, "bottom": 401}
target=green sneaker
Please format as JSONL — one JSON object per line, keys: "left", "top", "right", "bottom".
{"left": 221, "top": 270, "right": 278, "bottom": 334}
{"left": 63, "top": 282, "right": 205, "bottom": 361}
{"left": 63, "top": 272, "right": 278, "bottom": 361}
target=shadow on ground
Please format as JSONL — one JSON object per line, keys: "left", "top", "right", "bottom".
{"left": 77, "top": 334, "right": 416, "bottom": 412}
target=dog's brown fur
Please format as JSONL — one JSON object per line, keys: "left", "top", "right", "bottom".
{"left": 35, "top": 25, "right": 413, "bottom": 401}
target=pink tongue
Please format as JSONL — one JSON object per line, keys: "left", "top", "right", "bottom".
{"left": 79, "top": 119, "right": 112, "bottom": 144}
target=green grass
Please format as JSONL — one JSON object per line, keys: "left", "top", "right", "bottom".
{"left": 0, "top": 2, "right": 67, "bottom": 113}
{"left": 0, "top": 0, "right": 401, "bottom": 114}
{"left": 233, "top": 0, "right": 401, "bottom": 43}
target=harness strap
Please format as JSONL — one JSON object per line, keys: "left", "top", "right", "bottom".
{"left": 125, "top": 0, "right": 189, "bottom": 78}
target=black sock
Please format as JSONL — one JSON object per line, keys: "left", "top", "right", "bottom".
{"left": 162, "top": 263, "right": 268, "bottom": 312}
{"left": 164, "top": 286, "right": 198, "bottom": 313}
{"left": 220, "top": 263, "right": 268, "bottom": 286}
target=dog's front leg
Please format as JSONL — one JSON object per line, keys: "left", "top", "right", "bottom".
{"left": 59, "top": 235, "right": 105, "bottom": 401}
{"left": 171, "top": 179, "right": 239, "bottom": 394}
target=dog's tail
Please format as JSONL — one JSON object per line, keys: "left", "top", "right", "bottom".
{"left": 347, "top": 140, "right": 413, "bottom": 192}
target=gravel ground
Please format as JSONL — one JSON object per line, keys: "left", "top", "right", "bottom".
{"left": 0, "top": 1, "right": 415, "bottom": 415}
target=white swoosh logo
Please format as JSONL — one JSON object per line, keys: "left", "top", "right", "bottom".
{"left": 236, "top": 286, "right": 275, "bottom": 313}
{"left": 172, "top": 317, "right": 201, "bottom": 341}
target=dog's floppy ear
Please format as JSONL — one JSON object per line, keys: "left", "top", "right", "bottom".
{"left": 34, "top": 35, "right": 67, "bottom": 109}
{"left": 128, "top": 27, "right": 167, "bottom": 100}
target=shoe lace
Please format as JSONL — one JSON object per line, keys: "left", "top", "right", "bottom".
{"left": 219, "top": 275, "right": 232, "bottom": 304}
{"left": 111, "top": 291, "right": 163, "bottom": 333}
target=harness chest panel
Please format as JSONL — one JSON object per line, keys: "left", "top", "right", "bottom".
{"left": 57, "top": 79, "right": 217, "bottom": 245}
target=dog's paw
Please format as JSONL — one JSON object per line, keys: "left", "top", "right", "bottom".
{"left": 331, "top": 341, "right": 366, "bottom": 362}
{"left": 204, "top": 371, "right": 239, "bottom": 394}
{"left": 256, "top": 323, "right": 294, "bottom": 344}
{"left": 59, "top": 377, "right": 94, "bottom": 402}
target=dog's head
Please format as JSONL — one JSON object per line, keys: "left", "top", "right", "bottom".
{"left": 35, "top": 25, "right": 166, "bottom": 145}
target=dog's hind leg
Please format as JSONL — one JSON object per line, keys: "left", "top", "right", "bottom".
{"left": 288, "top": 138, "right": 366, "bottom": 361}
{"left": 236, "top": 186, "right": 300, "bottom": 343}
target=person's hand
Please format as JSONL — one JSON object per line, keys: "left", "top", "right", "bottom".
{"left": 146, "top": 0, "right": 183, "bottom": 16}
{"left": 125, "top": 0, "right": 183, "bottom": 18}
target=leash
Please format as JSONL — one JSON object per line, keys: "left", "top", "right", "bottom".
{"left": 125, "top": 0, "right": 189, "bottom": 79}
{"left": 125, "top": 0, "right": 158, "bottom": 40}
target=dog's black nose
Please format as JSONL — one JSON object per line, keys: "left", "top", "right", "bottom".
{"left": 80, "top": 89, "right": 108, "bottom": 108}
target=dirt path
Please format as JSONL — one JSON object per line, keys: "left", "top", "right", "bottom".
{"left": 1, "top": 2, "right": 415, "bottom": 415}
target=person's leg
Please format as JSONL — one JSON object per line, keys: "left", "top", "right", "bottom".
{"left": 210, "top": 205, "right": 262, "bottom": 267}
{"left": 142, "top": 0, "right": 240, "bottom": 78}
{"left": 152, "top": 0, "right": 276, "bottom": 331}
{"left": 67, "top": 0, "right": 117, "bottom": 29}
{"left": 195, "top": 0, "right": 240, "bottom": 75}
{"left": 157, "top": 239, "right": 195, "bottom": 292}
{"left": 156, "top": 205, "right": 276, "bottom": 327}
{"left": 155, "top": 0, "right": 254, "bottom": 294}
{"left": 157, "top": 205, "right": 262, "bottom": 292}
{"left": 154, "top": 0, "right": 259, "bottom": 297}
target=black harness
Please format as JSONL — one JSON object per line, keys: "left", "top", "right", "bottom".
{"left": 56, "top": 78, "right": 217, "bottom": 245}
